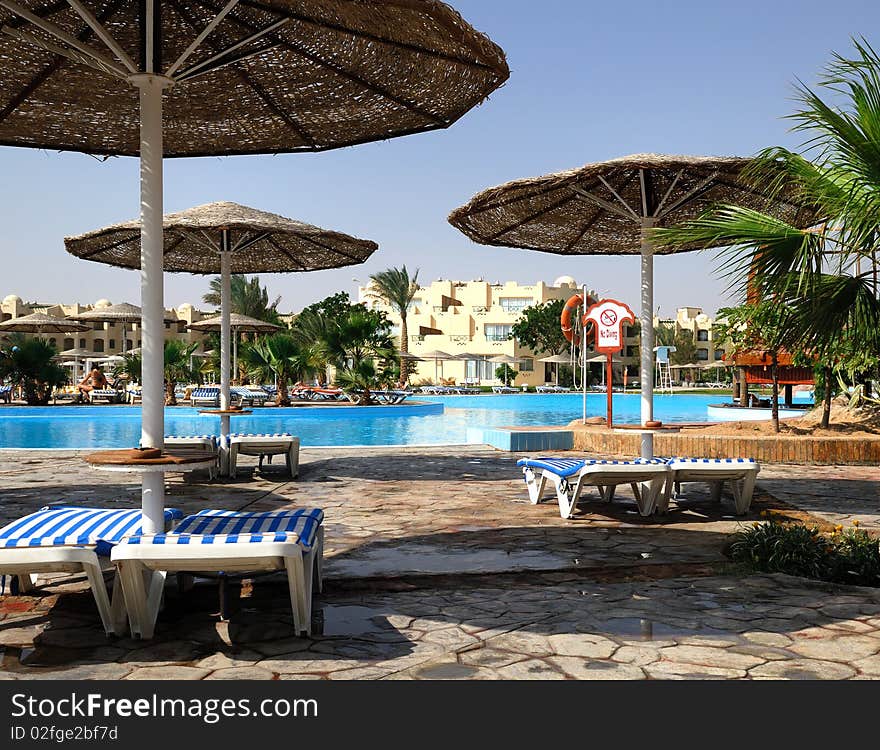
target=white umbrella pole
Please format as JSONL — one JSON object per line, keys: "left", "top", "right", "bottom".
{"left": 581, "top": 284, "right": 587, "bottom": 424}
{"left": 135, "top": 74, "right": 169, "bottom": 534}
{"left": 219, "top": 240, "right": 232, "bottom": 473}
{"left": 640, "top": 218, "right": 655, "bottom": 459}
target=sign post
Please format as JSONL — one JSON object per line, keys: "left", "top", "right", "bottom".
{"left": 583, "top": 299, "right": 636, "bottom": 428}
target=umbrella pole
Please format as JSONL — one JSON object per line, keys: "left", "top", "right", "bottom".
{"left": 582, "top": 284, "right": 587, "bottom": 424}
{"left": 219, "top": 241, "right": 232, "bottom": 473}
{"left": 639, "top": 218, "right": 655, "bottom": 459}
{"left": 135, "top": 73, "right": 170, "bottom": 534}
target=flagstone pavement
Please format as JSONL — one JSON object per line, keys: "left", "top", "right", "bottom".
{"left": 0, "top": 447, "right": 878, "bottom": 680}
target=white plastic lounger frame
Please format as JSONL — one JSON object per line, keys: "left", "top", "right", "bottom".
{"left": 659, "top": 458, "right": 760, "bottom": 515}
{"left": 520, "top": 459, "right": 669, "bottom": 518}
{"left": 0, "top": 506, "right": 181, "bottom": 636}
{"left": 111, "top": 509, "right": 324, "bottom": 639}
{"left": 228, "top": 434, "right": 300, "bottom": 479}
{"left": 162, "top": 435, "right": 220, "bottom": 480}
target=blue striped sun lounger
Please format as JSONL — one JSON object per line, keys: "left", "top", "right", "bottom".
{"left": 0, "top": 506, "right": 182, "bottom": 635}
{"left": 111, "top": 508, "right": 324, "bottom": 640}
{"left": 517, "top": 457, "right": 670, "bottom": 518}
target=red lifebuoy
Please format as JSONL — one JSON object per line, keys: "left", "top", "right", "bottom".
{"left": 561, "top": 294, "right": 584, "bottom": 344}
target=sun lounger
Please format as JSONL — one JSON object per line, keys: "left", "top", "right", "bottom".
{"left": 0, "top": 384, "right": 12, "bottom": 403}
{"left": 0, "top": 506, "right": 182, "bottom": 635}
{"left": 492, "top": 386, "right": 518, "bottom": 394}
{"left": 228, "top": 433, "right": 300, "bottom": 479}
{"left": 88, "top": 388, "right": 122, "bottom": 404}
{"left": 111, "top": 508, "right": 324, "bottom": 639}
{"left": 659, "top": 457, "right": 760, "bottom": 515}
{"left": 160, "top": 435, "right": 220, "bottom": 480}
{"left": 190, "top": 387, "right": 220, "bottom": 408}
{"left": 231, "top": 386, "right": 270, "bottom": 407}
{"left": 518, "top": 457, "right": 670, "bottom": 518}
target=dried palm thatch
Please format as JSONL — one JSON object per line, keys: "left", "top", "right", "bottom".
{"left": 65, "top": 201, "right": 377, "bottom": 273}
{"left": 188, "top": 312, "right": 280, "bottom": 332}
{"left": 70, "top": 302, "right": 146, "bottom": 321}
{"left": 0, "top": 312, "right": 89, "bottom": 333}
{"left": 0, "top": 0, "right": 509, "bottom": 157}
{"left": 448, "top": 154, "right": 819, "bottom": 255}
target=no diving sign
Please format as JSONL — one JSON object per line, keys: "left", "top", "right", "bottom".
{"left": 584, "top": 299, "right": 635, "bottom": 354}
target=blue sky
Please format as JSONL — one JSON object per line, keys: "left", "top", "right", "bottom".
{"left": 1, "top": 0, "right": 878, "bottom": 316}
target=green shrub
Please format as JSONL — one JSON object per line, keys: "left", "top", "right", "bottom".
{"left": 828, "top": 529, "right": 880, "bottom": 587}
{"left": 730, "top": 521, "right": 880, "bottom": 587}
{"left": 729, "top": 521, "right": 828, "bottom": 579}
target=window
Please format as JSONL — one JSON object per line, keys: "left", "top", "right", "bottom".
{"left": 407, "top": 299, "right": 421, "bottom": 311}
{"left": 108, "top": 339, "right": 115, "bottom": 350}
{"left": 696, "top": 348, "right": 709, "bottom": 361}
{"left": 92, "top": 322, "right": 103, "bottom": 331}
{"left": 484, "top": 324, "right": 512, "bottom": 342}
{"left": 125, "top": 339, "right": 133, "bottom": 350}
{"left": 177, "top": 322, "right": 187, "bottom": 333}
{"left": 697, "top": 330, "right": 709, "bottom": 341}
{"left": 714, "top": 349, "right": 725, "bottom": 360}
{"left": 48, "top": 338, "right": 56, "bottom": 348}
{"left": 465, "top": 359, "right": 496, "bottom": 381}
{"left": 499, "top": 297, "right": 532, "bottom": 313}
{"left": 93, "top": 340, "right": 104, "bottom": 353}
{"left": 626, "top": 346, "right": 638, "bottom": 358}
{"left": 519, "top": 357, "right": 534, "bottom": 372}
{"left": 63, "top": 338, "right": 74, "bottom": 350}
{"left": 164, "top": 322, "right": 171, "bottom": 329}
{"left": 79, "top": 338, "right": 86, "bottom": 349}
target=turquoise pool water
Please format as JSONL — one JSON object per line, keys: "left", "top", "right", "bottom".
{"left": 0, "top": 392, "right": 812, "bottom": 449}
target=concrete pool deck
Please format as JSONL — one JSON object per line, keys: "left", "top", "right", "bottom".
{"left": 0, "top": 446, "right": 878, "bottom": 680}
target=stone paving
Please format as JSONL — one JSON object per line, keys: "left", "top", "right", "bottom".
{"left": 0, "top": 446, "right": 879, "bottom": 680}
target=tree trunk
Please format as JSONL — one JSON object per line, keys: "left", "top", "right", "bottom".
{"left": 277, "top": 377, "right": 289, "bottom": 407}
{"left": 821, "top": 365, "right": 833, "bottom": 429}
{"left": 165, "top": 380, "right": 177, "bottom": 406}
{"left": 738, "top": 367, "right": 749, "bottom": 407}
{"left": 399, "top": 314, "right": 410, "bottom": 387}
{"left": 770, "top": 352, "right": 779, "bottom": 433}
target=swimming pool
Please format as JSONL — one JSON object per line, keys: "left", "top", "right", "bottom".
{"left": 0, "top": 393, "right": 812, "bottom": 449}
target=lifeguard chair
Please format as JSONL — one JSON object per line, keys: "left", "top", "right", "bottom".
{"left": 654, "top": 345, "right": 676, "bottom": 393}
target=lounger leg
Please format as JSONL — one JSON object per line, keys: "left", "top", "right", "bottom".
{"left": 81, "top": 558, "right": 115, "bottom": 636}
{"left": 710, "top": 481, "right": 723, "bottom": 503}
{"left": 735, "top": 472, "right": 757, "bottom": 515}
{"left": 643, "top": 476, "right": 667, "bottom": 516}
{"left": 228, "top": 444, "right": 237, "bottom": 479}
{"left": 109, "top": 574, "right": 128, "bottom": 636}
{"left": 117, "top": 560, "right": 150, "bottom": 639}
{"left": 522, "top": 468, "right": 547, "bottom": 505}
{"left": 283, "top": 552, "right": 309, "bottom": 636}
{"left": 14, "top": 573, "right": 38, "bottom": 594}
{"left": 551, "top": 474, "right": 577, "bottom": 518}
{"left": 658, "top": 476, "right": 673, "bottom": 514}
{"left": 313, "top": 528, "right": 324, "bottom": 594}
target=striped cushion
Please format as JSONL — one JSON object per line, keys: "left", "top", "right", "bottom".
{"left": 517, "top": 458, "right": 587, "bottom": 477}
{"left": 518, "top": 457, "right": 665, "bottom": 477}
{"left": 667, "top": 457, "right": 757, "bottom": 465}
{"left": 230, "top": 433, "right": 293, "bottom": 439}
{"left": 121, "top": 508, "right": 323, "bottom": 549}
{"left": 0, "top": 507, "right": 184, "bottom": 555}
{"left": 192, "top": 388, "right": 219, "bottom": 396}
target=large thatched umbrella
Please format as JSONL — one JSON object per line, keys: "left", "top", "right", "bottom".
{"left": 0, "top": 312, "right": 89, "bottom": 335}
{"left": 66, "top": 201, "right": 377, "bottom": 436}
{"left": 0, "top": 1, "right": 507, "bottom": 533}
{"left": 449, "top": 153, "right": 816, "bottom": 457}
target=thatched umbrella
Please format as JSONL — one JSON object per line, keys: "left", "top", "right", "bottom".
{"left": 66, "top": 201, "right": 377, "bottom": 428}
{"left": 188, "top": 312, "right": 281, "bottom": 385}
{"left": 449, "top": 153, "right": 815, "bottom": 457}
{"left": 418, "top": 349, "right": 456, "bottom": 383}
{"left": 538, "top": 352, "right": 572, "bottom": 385}
{"left": 71, "top": 302, "right": 171, "bottom": 356}
{"left": 0, "top": 312, "right": 89, "bottom": 336}
{"left": 56, "top": 346, "right": 94, "bottom": 382}
{"left": 0, "top": 1, "right": 508, "bottom": 534}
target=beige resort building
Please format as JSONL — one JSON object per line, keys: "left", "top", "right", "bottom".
{"left": 653, "top": 306, "right": 724, "bottom": 364}
{"left": 1, "top": 294, "right": 213, "bottom": 361}
{"left": 359, "top": 276, "right": 642, "bottom": 387}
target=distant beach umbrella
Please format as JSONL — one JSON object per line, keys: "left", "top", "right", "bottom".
{"left": 449, "top": 153, "right": 816, "bottom": 457}
{"left": 71, "top": 302, "right": 171, "bottom": 357}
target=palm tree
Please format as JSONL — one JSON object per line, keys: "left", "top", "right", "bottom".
{"left": 0, "top": 334, "right": 68, "bottom": 405}
{"left": 120, "top": 342, "right": 199, "bottom": 405}
{"left": 366, "top": 265, "right": 419, "bottom": 382}
{"left": 324, "top": 308, "right": 396, "bottom": 404}
{"left": 653, "top": 39, "right": 880, "bottom": 427}
{"left": 240, "top": 334, "right": 318, "bottom": 406}
{"left": 203, "top": 274, "right": 283, "bottom": 326}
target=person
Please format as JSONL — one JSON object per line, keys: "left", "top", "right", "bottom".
{"left": 77, "top": 367, "right": 108, "bottom": 402}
